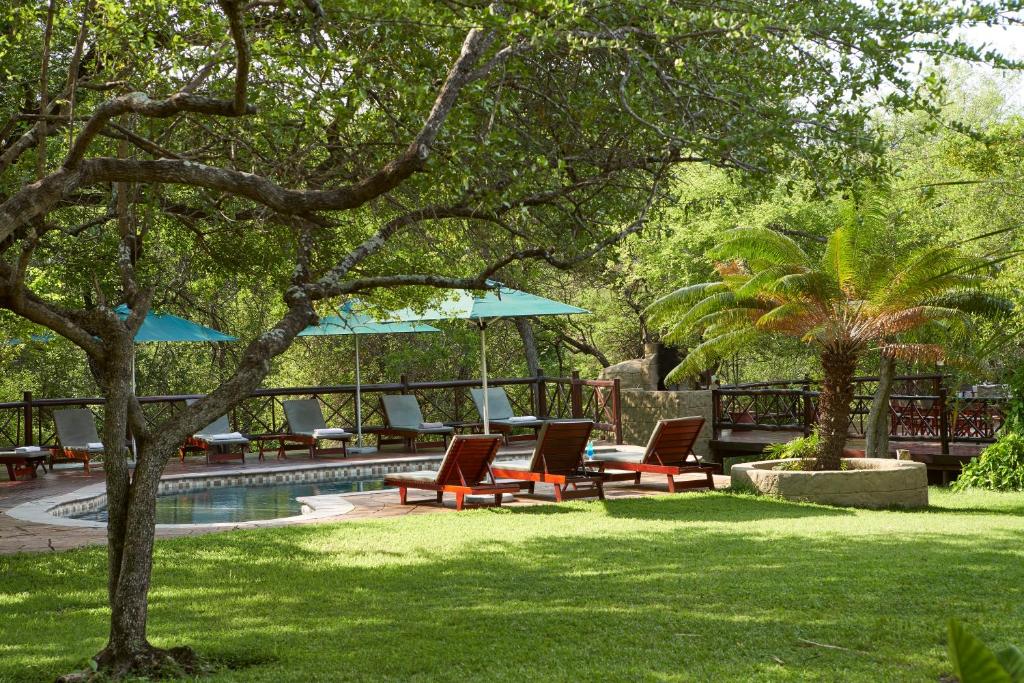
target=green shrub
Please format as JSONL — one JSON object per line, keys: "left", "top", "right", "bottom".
{"left": 953, "top": 433, "right": 1024, "bottom": 492}
{"left": 764, "top": 433, "right": 820, "bottom": 471}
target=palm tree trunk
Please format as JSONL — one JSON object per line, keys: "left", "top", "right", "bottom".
{"left": 816, "top": 346, "right": 859, "bottom": 470}
{"left": 865, "top": 355, "right": 895, "bottom": 458}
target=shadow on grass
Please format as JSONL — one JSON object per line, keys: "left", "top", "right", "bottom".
{"left": 3, "top": 493, "right": 1023, "bottom": 682}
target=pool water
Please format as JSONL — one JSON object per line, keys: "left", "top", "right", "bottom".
{"left": 73, "top": 478, "right": 389, "bottom": 524}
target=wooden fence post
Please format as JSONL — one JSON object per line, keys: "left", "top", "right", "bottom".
{"left": 570, "top": 370, "right": 583, "bottom": 419}
{"left": 611, "top": 377, "right": 623, "bottom": 444}
{"left": 801, "top": 375, "right": 812, "bottom": 437}
{"left": 712, "top": 388, "right": 721, "bottom": 440}
{"left": 938, "top": 385, "right": 950, "bottom": 455}
{"left": 23, "top": 390, "right": 33, "bottom": 446}
{"left": 535, "top": 368, "right": 547, "bottom": 418}
{"left": 400, "top": 374, "right": 410, "bottom": 394}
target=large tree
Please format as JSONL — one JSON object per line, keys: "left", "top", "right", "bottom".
{"left": 648, "top": 223, "right": 1011, "bottom": 470}
{"left": 0, "top": 0, "right": 1017, "bottom": 678}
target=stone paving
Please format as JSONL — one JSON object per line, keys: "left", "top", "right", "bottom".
{"left": 0, "top": 444, "right": 727, "bottom": 555}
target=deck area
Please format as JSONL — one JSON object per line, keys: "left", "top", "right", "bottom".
{"left": 0, "top": 441, "right": 726, "bottom": 555}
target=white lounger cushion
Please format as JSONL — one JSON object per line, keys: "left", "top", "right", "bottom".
{"left": 206, "top": 432, "right": 246, "bottom": 442}
{"left": 506, "top": 415, "right": 538, "bottom": 423}
{"left": 492, "top": 459, "right": 532, "bottom": 472}
{"left": 386, "top": 470, "right": 440, "bottom": 483}
{"left": 419, "top": 421, "right": 444, "bottom": 429}
{"left": 86, "top": 442, "right": 104, "bottom": 451}
{"left": 312, "top": 428, "right": 349, "bottom": 439}
{"left": 14, "top": 445, "right": 42, "bottom": 454}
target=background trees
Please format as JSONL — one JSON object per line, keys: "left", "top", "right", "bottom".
{"left": 1, "top": 0, "right": 1020, "bottom": 678}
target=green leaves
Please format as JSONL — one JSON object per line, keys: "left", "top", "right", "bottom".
{"left": 710, "top": 227, "right": 810, "bottom": 269}
{"left": 947, "top": 620, "right": 1024, "bottom": 683}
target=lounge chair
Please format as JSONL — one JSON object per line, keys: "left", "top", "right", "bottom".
{"left": 378, "top": 395, "right": 453, "bottom": 453}
{"left": 384, "top": 434, "right": 519, "bottom": 510}
{"left": 490, "top": 420, "right": 603, "bottom": 502}
{"left": 597, "top": 417, "right": 716, "bottom": 492}
{"left": 470, "top": 387, "right": 545, "bottom": 443}
{"left": 282, "top": 399, "right": 352, "bottom": 458}
{"left": 53, "top": 408, "right": 105, "bottom": 473}
{"left": 180, "top": 400, "right": 250, "bottom": 464}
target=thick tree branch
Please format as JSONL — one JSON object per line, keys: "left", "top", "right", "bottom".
{"left": 217, "top": 0, "right": 250, "bottom": 115}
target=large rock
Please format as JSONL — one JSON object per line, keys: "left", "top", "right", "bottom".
{"left": 730, "top": 458, "right": 928, "bottom": 509}
{"left": 599, "top": 354, "right": 659, "bottom": 390}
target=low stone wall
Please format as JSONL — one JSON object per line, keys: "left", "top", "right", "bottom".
{"left": 619, "top": 389, "right": 713, "bottom": 455}
{"left": 730, "top": 458, "right": 928, "bottom": 509}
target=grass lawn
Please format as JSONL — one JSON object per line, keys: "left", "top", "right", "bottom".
{"left": 2, "top": 488, "right": 1024, "bottom": 681}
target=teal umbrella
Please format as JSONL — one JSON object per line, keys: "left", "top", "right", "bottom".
{"left": 7, "top": 306, "right": 237, "bottom": 456}
{"left": 114, "top": 305, "right": 237, "bottom": 343}
{"left": 393, "top": 281, "right": 588, "bottom": 433}
{"left": 299, "top": 302, "right": 439, "bottom": 453}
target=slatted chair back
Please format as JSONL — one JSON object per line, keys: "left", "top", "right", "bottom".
{"left": 643, "top": 417, "right": 705, "bottom": 466}
{"left": 283, "top": 399, "right": 329, "bottom": 434}
{"left": 54, "top": 409, "right": 101, "bottom": 448}
{"left": 528, "top": 420, "right": 593, "bottom": 475}
{"left": 185, "top": 398, "right": 231, "bottom": 437}
{"left": 434, "top": 434, "right": 503, "bottom": 486}
{"left": 381, "top": 395, "right": 426, "bottom": 429}
{"left": 470, "top": 387, "right": 516, "bottom": 420}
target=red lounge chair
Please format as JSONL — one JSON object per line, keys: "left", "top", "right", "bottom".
{"left": 490, "top": 420, "right": 603, "bottom": 502}
{"left": 599, "top": 417, "right": 716, "bottom": 492}
{"left": 384, "top": 434, "right": 518, "bottom": 511}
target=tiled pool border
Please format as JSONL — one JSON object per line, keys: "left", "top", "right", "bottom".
{"left": 4, "top": 446, "right": 621, "bottom": 530}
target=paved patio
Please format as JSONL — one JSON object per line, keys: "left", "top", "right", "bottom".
{"left": 0, "top": 443, "right": 727, "bottom": 554}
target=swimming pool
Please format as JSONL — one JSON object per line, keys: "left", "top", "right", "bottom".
{"left": 72, "top": 477, "right": 389, "bottom": 524}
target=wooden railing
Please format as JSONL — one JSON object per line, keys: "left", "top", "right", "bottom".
{"left": 712, "top": 375, "right": 1007, "bottom": 454}
{"left": 2, "top": 372, "right": 623, "bottom": 449}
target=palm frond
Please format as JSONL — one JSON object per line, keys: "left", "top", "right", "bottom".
{"left": 709, "top": 227, "right": 810, "bottom": 270}
{"left": 822, "top": 224, "right": 861, "bottom": 295}
{"left": 660, "top": 291, "right": 739, "bottom": 343}
{"left": 646, "top": 282, "right": 729, "bottom": 327}
{"left": 665, "top": 328, "right": 762, "bottom": 383}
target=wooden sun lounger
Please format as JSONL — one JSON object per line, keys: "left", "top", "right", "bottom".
{"left": 0, "top": 450, "right": 48, "bottom": 480}
{"left": 384, "top": 434, "right": 517, "bottom": 510}
{"left": 378, "top": 395, "right": 453, "bottom": 453}
{"left": 490, "top": 420, "right": 604, "bottom": 502}
{"left": 179, "top": 402, "right": 250, "bottom": 464}
{"left": 470, "top": 387, "right": 547, "bottom": 443}
{"left": 598, "top": 417, "right": 716, "bottom": 492}
{"left": 53, "top": 408, "right": 105, "bottom": 473}
{"left": 282, "top": 399, "right": 352, "bottom": 458}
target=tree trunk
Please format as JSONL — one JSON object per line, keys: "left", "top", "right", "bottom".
{"left": 865, "top": 355, "right": 895, "bottom": 459}
{"left": 815, "top": 346, "right": 859, "bottom": 471}
{"left": 514, "top": 318, "right": 541, "bottom": 377}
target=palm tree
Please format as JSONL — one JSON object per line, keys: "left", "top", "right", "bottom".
{"left": 649, "top": 224, "right": 1010, "bottom": 470}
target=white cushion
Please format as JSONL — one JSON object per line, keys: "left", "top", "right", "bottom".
{"left": 207, "top": 432, "right": 245, "bottom": 441}
{"left": 86, "top": 442, "right": 104, "bottom": 450}
{"left": 312, "top": 428, "right": 348, "bottom": 439}
{"left": 507, "top": 415, "right": 537, "bottom": 422}
{"left": 419, "top": 422, "right": 444, "bottom": 429}
{"left": 492, "top": 459, "right": 532, "bottom": 472}
{"left": 15, "top": 446, "right": 42, "bottom": 454}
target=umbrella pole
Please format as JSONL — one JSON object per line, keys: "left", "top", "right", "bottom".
{"left": 350, "top": 334, "right": 376, "bottom": 454}
{"left": 480, "top": 321, "right": 489, "bottom": 435}
{"left": 355, "top": 334, "right": 362, "bottom": 448}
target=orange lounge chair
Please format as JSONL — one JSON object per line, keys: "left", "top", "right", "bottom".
{"left": 599, "top": 417, "right": 716, "bottom": 492}
{"left": 490, "top": 420, "right": 603, "bottom": 502}
{"left": 384, "top": 434, "right": 518, "bottom": 510}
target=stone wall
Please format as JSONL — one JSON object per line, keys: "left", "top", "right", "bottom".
{"left": 619, "top": 389, "right": 713, "bottom": 455}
